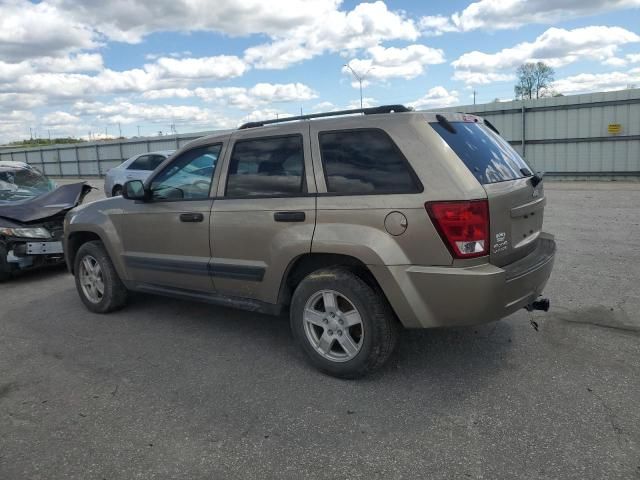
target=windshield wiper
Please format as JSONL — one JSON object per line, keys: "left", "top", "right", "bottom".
{"left": 484, "top": 118, "right": 500, "bottom": 135}
{"left": 436, "top": 114, "right": 457, "bottom": 134}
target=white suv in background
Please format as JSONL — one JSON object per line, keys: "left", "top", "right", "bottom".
{"left": 104, "top": 150, "right": 174, "bottom": 197}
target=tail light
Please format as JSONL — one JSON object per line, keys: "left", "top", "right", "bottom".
{"left": 425, "top": 200, "right": 489, "bottom": 259}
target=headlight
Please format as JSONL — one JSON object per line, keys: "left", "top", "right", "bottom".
{"left": 0, "top": 227, "right": 51, "bottom": 239}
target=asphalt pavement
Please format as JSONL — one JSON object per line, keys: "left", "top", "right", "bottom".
{"left": 1, "top": 180, "right": 639, "bottom": 479}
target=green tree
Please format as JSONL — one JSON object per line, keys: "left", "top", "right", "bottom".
{"left": 514, "top": 62, "right": 555, "bottom": 100}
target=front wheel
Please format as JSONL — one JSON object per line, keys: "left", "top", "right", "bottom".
{"left": 74, "top": 241, "right": 128, "bottom": 313}
{"left": 0, "top": 242, "right": 11, "bottom": 282}
{"left": 290, "top": 268, "right": 399, "bottom": 379}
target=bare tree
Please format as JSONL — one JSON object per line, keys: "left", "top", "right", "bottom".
{"left": 515, "top": 62, "right": 555, "bottom": 100}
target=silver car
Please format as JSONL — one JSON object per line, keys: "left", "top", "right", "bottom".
{"left": 104, "top": 150, "right": 174, "bottom": 197}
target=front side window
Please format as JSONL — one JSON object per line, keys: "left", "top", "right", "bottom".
{"left": 318, "top": 129, "right": 420, "bottom": 194}
{"left": 150, "top": 145, "right": 221, "bottom": 200}
{"left": 225, "top": 135, "right": 305, "bottom": 197}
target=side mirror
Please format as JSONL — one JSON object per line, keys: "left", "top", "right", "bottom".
{"left": 122, "top": 180, "right": 147, "bottom": 201}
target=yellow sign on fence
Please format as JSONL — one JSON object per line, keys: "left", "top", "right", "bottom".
{"left": 608, "top": 123, "right": 622, "bottom": 135}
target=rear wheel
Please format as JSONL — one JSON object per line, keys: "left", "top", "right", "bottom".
{"left": 290, "top": 268, "right": 399, "bottom": 379}
{"left": 74, "top": 241, "right": 128, "bottom": 313}
{"left": 112, "top": 185, "right": 123, "bottom": 197}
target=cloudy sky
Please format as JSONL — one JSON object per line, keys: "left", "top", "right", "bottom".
{"left": 1, "top": 0, "right": 639, "bottom": 142}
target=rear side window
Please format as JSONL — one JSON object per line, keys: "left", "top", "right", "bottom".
{"left": 226, "top": 135, "right": 305, "bottom": 197}
{"left": 127, "top": 155, "right": 153, "bottom": 170}
{"left": 430, "top": 122, "right": 531, "bottom": 184}
{"left": 318, "top": 129, "right": 420, "bottom": 194}
{"left": 148, "top": 155, "right": 167, "bottom": 170}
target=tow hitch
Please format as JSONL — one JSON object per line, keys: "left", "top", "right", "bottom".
{"left": 526, "top": 298, "right": 550, "bottom": 312}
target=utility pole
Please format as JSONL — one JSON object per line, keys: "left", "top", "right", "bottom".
{"left": 137, "top": 125, "right": 141, "bottom": 137}
{"left": 118, "top": 122, "right": 122, "bottom": 138}
{"left": 473, "top": 89, "right": 477, "bottom": 105}
{"left": 344, "top": 63, "right": 374, "bottom": 109}
{"left": 29, "top": 127, "right": 33, "bottom": 140}
{"left": 48, "top": 130, "right": 51, "bottom": 141}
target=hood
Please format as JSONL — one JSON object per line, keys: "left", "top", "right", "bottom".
{"left": 0, "top": 182, "right": 93, "bottom": 224}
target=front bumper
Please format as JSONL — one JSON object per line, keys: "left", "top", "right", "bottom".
{"left": 373, "top": 233, "right": 556, "bottom": 328}
{"left": 3, "top": 240, "right": 65, "bottom": 271}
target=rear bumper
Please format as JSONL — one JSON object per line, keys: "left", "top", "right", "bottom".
{"left": 373, "top": 233, "right": 556, "bottom": 328}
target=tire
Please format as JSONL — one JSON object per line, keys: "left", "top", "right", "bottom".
{"left": 74, "top": 240, "right": 128, "bottom": 313}
{"left": 290, "top": 267, "right": 399, "bottom": 379}
{"left": 112, "top": 185, "right": 123, "bottom": 197}
{"left": 0, "top": 242, "right": 11, "bottom": 282}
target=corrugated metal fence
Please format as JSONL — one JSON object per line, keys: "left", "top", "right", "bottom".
{"left": 2, "top": 88, "right": 639, "bottom": 178}
{"left": 0, "top": 131, "right": 219, "bottom": 177}
{"left": 435, "top": 88, "right": 640, "bottom": 177}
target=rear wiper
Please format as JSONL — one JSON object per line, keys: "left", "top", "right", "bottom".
{"left": 484, "top": 118, "right": 500, "bottom": 135}
{"left": 436, "top": 114, "right": 456, "bottom": 134}
{"left": 530, "top": 171, "right": 545, "bottom": 188}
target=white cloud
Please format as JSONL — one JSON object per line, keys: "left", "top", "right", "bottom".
{"left": 52, "top": 0, "right": 341, "bottom": 42}
{"left": 72, "top": 100, "right": 236, "bottom": 129}
{"left": 150, "top": 55, "right": 247, "bottom": 80}
{"left": 42, "top": 111, "right": 81, "bottom": 126}
{"left": 0, "top": 110, "right": 36, "bottom": 142}
{"left": 345, "top": 97, "right": 378, "bottom": 109}
{"left": 408, "top": 87, "right": 459, "bottom": 109}
{"left": 142, "top": 88, "right": 195, "bottom": 100}
{"left": 312, "top": 101, "right": 338, "bottom": 112}
{"left": 421, "top": 0, "right": 640, "bottom": 35}
{"left": 32, "top": 54, "right": 104, "bottom": 73}
{"left": 343, "top": 44, "right": 445, "bottom": 85}
{"left": 0, "top": 0, "right": 98, "bottom": 62}
{"left": 142, "top": 83, "right": 318, "bottom": 109}
{"left": 452, "top": 71, "right": 515, "bottom": 85}
{"left": 452, "top": 26, "right": 640, "bottom": 85}
{"left": 1, "top": 53, "right": 248, "bottom": 101}
{"left": 244, "top": 1, "right": 420, "bottom": 69}
{"left": 0, "top": 93, "right": 46, "bottom": 110}
{"left": 418, "top": 15, "right": 458, "bottom": 36}
{"left": 552, "top": 69, "right": 640, "bottom": 94}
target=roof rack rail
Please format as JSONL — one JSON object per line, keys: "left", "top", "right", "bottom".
{"left": 238, "top": 104, "right": 411, "bottom": 129}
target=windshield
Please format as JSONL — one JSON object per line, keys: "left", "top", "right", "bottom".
{"left": 0, "top": 166, "right": 56, "bottom": 204}
{"left": 430, "top": 121, "right": 532, "bottom": 184}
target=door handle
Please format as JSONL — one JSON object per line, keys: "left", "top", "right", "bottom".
{"left": 274, "top": 211, "right": 306, "bottom": 222}
{"left": 180, "top": 213, "right": 204, "bottom": 222}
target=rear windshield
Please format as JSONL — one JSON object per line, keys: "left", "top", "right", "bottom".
{"left": 430, "top": 121, "right": 531, "bottom": 184}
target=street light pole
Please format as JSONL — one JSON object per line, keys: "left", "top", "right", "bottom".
{"left": 344, "top": 63, "right": 373, "bottom": 109}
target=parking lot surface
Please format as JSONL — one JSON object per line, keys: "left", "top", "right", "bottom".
{"left": 1, "top": 180, "right": 639, "bottom": 480}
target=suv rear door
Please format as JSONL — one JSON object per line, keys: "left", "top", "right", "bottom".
{"left": 430, "top": 117, "right": 544, "bottom": 266}
{"left": 210, "top": 122, "right": 316, "bottom": 304}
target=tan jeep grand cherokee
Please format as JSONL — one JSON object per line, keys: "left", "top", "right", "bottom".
{"left": 64, "top": 105, "right": 555, "bottom": 378}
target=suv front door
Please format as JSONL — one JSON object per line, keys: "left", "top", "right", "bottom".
{"left": 116, "top": 141, "right": 226, "bottom": 292}
{"left": 210, "top": 123, "right": 316, "bottom": 304}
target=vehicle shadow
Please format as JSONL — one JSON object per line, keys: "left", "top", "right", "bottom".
{"left": 121, "top": 291, "right": 515, "bottom": 388}
{"left": 2, "top": 263, "right": 68, "bottom": 284}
